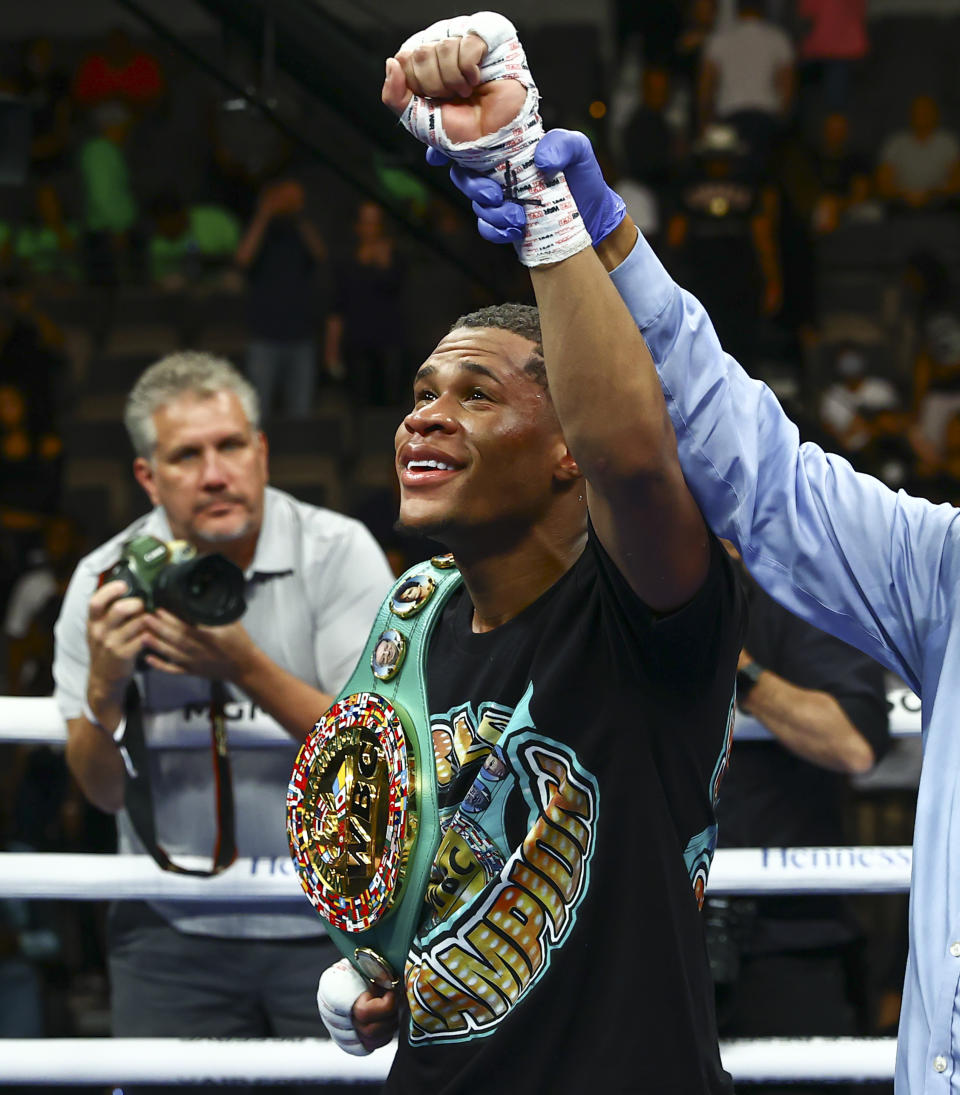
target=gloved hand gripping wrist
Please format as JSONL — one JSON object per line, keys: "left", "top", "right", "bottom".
{"left": 397, "top": 12, "right": 592, "bottom": 266}
{"left": 427, "top": 129, "right": 628, "bottom": 248}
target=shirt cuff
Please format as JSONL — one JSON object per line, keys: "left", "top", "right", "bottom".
{"left": 608, "top": 227, "right": 677, "bottom": 330}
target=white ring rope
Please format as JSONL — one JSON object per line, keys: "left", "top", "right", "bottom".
{"left": 0, "top": 1036, "right": 898, "bottom": 1084}
{"left": 0, "top": 846, "right": 913, "bottom": 900}
{"left": 719, "top": 1037, "right": 898, "bottom": 1084}
{"left": 0, "top": 695, "right": 293, "bottom": 747}
{"left": 0, "top": 1037, "right": 395, "bottom": 1085}
{"left": 0, "top": 688, "right": 926, "bottom": 745}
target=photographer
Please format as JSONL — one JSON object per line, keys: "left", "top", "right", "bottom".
{"left": 52, "top": 351, "right": 392, "bottom": 1047}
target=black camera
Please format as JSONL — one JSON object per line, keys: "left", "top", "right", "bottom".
{"left": 102, "top": 534, "right": 246, "bottom": 626}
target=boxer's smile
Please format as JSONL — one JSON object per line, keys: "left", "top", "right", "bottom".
{"left": 399, "top": 443, "right": 465, "bottom": 486}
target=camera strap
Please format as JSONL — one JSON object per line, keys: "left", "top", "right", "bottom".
{"left": 121, "top": 679, "right": 238, "bottom": 876}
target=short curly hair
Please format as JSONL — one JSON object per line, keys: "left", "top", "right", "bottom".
{"left": 448, "top": 303, "right": 547, "bottom": 388}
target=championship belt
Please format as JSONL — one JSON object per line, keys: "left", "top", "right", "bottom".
{"left": 287, "top": 555, "right": 462, "bottom": 988}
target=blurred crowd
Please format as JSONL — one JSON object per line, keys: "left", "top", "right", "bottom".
{"left": 608, "top": 0, "right": 960, "bottom": 511}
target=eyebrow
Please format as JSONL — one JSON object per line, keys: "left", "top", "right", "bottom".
{"left": 414, "top": 361, "right": 503, "bottom": 385}
{"left": 165, "top": 432, "right": 248, "bottom": 459}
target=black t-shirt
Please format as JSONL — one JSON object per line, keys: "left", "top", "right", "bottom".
{"left": 814, "top": 149, "right": 869, "bottom": 197}
{"left": 245, "top": 218, "right": 317, "bottom": 342}
{"left": 622, "top": 107, "right": 673, "bottom": 186}
{"left": 675, "top": 166, "right": 763, "bottom": 325}
{"left": 386, "top": 530, "right": 744, "bottom": 1094}
{"left": 717, "top": 574, "right": 890, "bottom": 951}
{"left": 332, "top": 253, "right": 405, "bottom": 353}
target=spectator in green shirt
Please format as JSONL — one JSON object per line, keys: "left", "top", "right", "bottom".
{"left": 0, "top": 184, "right": 78, "bottom": 283}
{"left": 148, "top": 193, "right": 241, "bottom": 289}
{"left": 78, "top": 102, "right": 141, "bottom": 283}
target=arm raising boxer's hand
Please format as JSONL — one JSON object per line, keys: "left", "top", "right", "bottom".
{"left": 427, "top": 129, "right": 628, "bottom": 254}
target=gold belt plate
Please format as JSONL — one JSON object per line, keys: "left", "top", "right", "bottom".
{"left": 287, "top": 692, "right": 417, "bottom": 932}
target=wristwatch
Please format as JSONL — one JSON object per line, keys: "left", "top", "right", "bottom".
{"left": 736, "top": 659, "right": 765, "bottom": 705}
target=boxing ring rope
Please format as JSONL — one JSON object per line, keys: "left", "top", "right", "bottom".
{"left": 0, "top": 695, "right": 295, "bottom": 748}
{"left": 0, "top": 694, "right": 919, "bottom": 1083}
{"left": 0, "top": 1036, "right": 899, "bottom": 1086}
{"left": 0, "top": 686, "right": 925, "bottom": 746}
{"left": 0, "top": 846, "right": 914, "bottom": 900}
{"left": 0, "top": 1038, "right": 396, "bottom": 1086}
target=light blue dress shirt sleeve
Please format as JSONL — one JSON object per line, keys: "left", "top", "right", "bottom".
{"left": 610, "top": 229, "right": 960, "bottom": 696}
{"left": 611, "top": 228, "right": 960, "bottom": 1094}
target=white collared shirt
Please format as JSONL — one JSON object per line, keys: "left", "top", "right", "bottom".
{"left": 54, "top": 486, "right": 393, "bottom": 938}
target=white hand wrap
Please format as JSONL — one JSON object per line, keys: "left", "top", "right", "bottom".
{"left": 317, "top": 959, "right": 371, "bottom": 1057}
{"left": 397, "top": 11, "right": 591, "bottom": 267}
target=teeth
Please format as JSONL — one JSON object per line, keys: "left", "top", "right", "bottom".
{"left": 409, "top": 459, "right": 455, "bottom": 471}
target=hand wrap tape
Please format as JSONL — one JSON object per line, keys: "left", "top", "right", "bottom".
{"left": 397, "top": 12, "right": 591, "bottom": 266}
{"left": 317, "top": 959, "right": 371, "bottom": 1057}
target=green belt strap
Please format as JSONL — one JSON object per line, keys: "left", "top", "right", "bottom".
{"left": 288, "top": 555, "right": 463, "bottom": 987}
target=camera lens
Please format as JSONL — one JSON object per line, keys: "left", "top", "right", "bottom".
{"left": 188, "top": 572, "right": 212, "bottom": 597}
{"left": 156, "top": 554, "right": 245, "bottom": 626}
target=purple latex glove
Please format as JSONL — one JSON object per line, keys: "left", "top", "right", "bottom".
{"left": 426, "top": 129, "right": 626, "bottom": 246}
